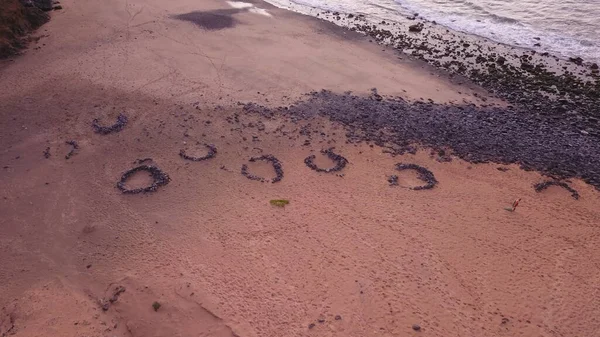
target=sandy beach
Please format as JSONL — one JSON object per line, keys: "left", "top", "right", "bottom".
{"left": 1, "top": 0, "right": 599, "bottom": 336}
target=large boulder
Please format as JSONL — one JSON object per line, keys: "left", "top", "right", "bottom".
{"left": 1, "top": 0, "right": 49, "bottom": 58}
{"left": 408, "top": 23, "right": 424, "bottom": 33}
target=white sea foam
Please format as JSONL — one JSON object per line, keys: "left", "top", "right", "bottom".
{"left": 249, "top": 8, "right": 273, "bottom": 17}
{"left": 226, "top": 1, "right": 254, "bottom": 9}
{"left": 263, "top": 0, "right": 600, "bottom": 63}
{"left": 226, "top": 1, "right": 273, "bottom": 17}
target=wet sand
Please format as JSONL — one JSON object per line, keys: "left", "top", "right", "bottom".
{"left": 1, "top": 0, "right": 599, "bottom": 337}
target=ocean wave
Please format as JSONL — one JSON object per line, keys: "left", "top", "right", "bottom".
{"left": 264, "top": 0, "right": 600, "bottom": 62}
{"left": 393, "top": 0, "right": 599, "bottom": 62}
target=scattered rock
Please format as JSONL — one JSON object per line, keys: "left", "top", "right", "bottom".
{"left": 65, "top": 140, "right": 78, "bottom": 159}
{"left": 100, "top": 286, "right": 126, "bottom": 311}
{"left": 134, "top": 157, "right": 153, "bottom": 164}
{"left": 109, "top": 286, "right": 126, "bottom": 303}
{"left": 412, "top": 324, "right": 421, "bottom": 331}
{"left": 371, "top": 87, "right": 383, "bottom": 101}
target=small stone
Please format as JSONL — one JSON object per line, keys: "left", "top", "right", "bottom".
{"left": 569, "top": 56, "right": 583, "bottom": 65}
{"left": 412, "top": 324, "right": 421, "bottom": 331}
{"left": 308, "top": 323, "right": 315, "bottom": 329}
{"left": 408, "top": 23, "right": 424, "bottom": 33}
{"left": 334, "top": 315, "right": 342, "bottom": 321}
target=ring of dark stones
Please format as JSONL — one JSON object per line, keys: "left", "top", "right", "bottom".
{"left": 241, "top": 155, "right": 283, "bottom": 183}
{"left": 117, "top": 165, "right": 171, "bottom": 194}
{"left": 92, "top": 113, "right": 128, "bottom": 134}
{"left": 179, "top": 144, "right": 217, "bottom": 161}
{"left": 534, "top": 180, "right": 579, "bottom": 200}
{"left": 395, "top": 163, "right": 438, "bottom": 190}
{"left": 304, "top": 148, "right": 348, "bottom": 173}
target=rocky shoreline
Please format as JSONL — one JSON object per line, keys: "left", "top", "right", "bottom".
{"left": 313, "top": 10, "right": 599, "bottom": 124}
{"left": 236, "top": 7, "right": 600, "bottom": 191}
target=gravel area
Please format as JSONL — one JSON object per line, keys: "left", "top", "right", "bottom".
{"left": 245, "top": 89, "right": 600, "bottom": 190}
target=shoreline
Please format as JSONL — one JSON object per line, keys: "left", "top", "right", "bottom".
{"left": 259, "top": 1, "right": 600, "bottom": 121}
{"left": 242, "top": 1, "right": 600, "bottom": 190}
{"left": 264, "top": 0, "right": 600, "bottom": 66}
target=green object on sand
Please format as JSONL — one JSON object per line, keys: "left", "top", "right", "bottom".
{"left": 152, "top": 301, "right": 161, "bottom": 311}
{"left": 270, "top": 199, "right": 290, "bottom": 207}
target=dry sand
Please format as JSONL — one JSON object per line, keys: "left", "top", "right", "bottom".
{"left": 1, "top": 0, "right": 599, "bottom": 336}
